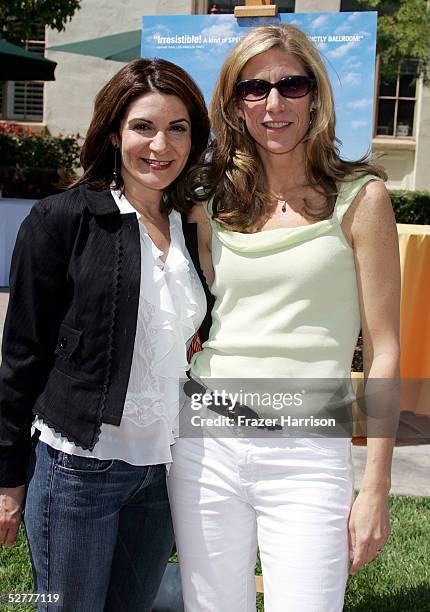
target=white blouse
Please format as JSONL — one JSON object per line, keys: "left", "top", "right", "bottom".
{"left": 34, "top": 191, "right": 206, "bottom": 466}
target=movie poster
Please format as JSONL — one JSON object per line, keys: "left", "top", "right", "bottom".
{"left": 141, "top": 12, "right": 377, "bottom": 160}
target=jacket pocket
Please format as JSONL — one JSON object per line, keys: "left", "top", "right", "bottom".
{"left": 54, "top": 323, "right": 82, "bottom": 361}
{"left": 34, "top": 367, "right": 103, "bottom": 449}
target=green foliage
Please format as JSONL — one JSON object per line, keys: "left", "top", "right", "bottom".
{"left": 1, "top": 497, "right": 430, "bottom": 612}
{"left": 389, "top": 189, "right": 430, "bottom": 225}
{"left": 344, "top": 496, "right": 430, "bottom": 611}
{"left": 0, "top": 526, "right": 34, "bottom": 611}
{"left": 0, "top": 0, "right": 81, "bottom": 45}
{"left": 357, "top": 0, "right": 430, "bottom": 82}
{"left": 0, "top": 123, "right": 81, "bottom": 198}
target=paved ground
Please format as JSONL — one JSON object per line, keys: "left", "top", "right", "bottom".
{"left": 352, "top": 444, "right": 430, "bottom": 496}
{"left": 0, "top": 289, "right": 429, "bottom": 496}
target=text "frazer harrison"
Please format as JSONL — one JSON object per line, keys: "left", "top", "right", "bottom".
{"left": 190, "top": 415, "right": 337, "bottom": 428}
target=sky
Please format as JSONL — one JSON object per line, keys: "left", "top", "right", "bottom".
{"left": 140, "top": 12, "right": 377, "bottom": 161}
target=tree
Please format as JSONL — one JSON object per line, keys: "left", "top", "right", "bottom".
{"left": 0, "top": 0, "right": 81, "bottom": 45}
{"left": 357, "top": 0, "right": 430, "bottom": 82}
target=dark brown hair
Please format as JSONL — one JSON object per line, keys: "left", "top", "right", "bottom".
{"left": 74, "top": 58, "right": 210, "bottom": 213}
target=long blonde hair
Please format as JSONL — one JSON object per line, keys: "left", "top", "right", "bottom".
{"left": 188, "top": 24, "right": 385, "bottom": 231}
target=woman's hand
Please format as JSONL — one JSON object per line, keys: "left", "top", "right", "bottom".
{"left": 0, "top": 486, "right": 26, "bottom": 547}
{"left": 348, "top": 486, "right": 391, "bottom": 575}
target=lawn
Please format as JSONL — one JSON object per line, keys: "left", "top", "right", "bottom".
{"left": 1, "top": 496, "right": 429, "bottom": 611}
{"left": 343, "top": 496, "right": 430, "bottom": 612}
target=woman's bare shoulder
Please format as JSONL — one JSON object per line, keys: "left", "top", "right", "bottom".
{"left": 350, "top": 181, "right": 394, "bottom": 237}
{"left": 188, "top": 203, "right": 210, "bottom": 224}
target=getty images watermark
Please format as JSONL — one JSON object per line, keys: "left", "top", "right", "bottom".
{"left": 175, "top": 376, "right": 418, "bottom": 439}
{"left": 188, "top": 388, "right": 337, "bottom": 430}
{"left": 176, "top": 378, "right": 371, "bottom": 438}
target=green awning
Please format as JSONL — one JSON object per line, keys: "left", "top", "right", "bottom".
{"left": 0, "top": 39, "right": 57, "bottom": 81}
{"left": 48, "top": 30, "right": 141, "bottom": 62}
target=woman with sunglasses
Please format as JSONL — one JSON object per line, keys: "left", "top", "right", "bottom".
{"left": 168, "top": 24, "right": 400, "bottom": 611}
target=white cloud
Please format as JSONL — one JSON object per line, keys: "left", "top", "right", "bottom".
{"left": 342, "top": 72, "right": 361, "bottom": 86}
{"left": 327, "top": 41, "right": 358, "bottom": 59}
{"left": 201, "top": 18, "right": 237, "bottom": 40}
{"left": 351, "top": 120, "right": 368, "bottom": 129}
{"left": 334, "top": 22, "right": 351, "bottom": 35}
{"left": 344, "top": 59, "right": 362, "bottom": 71}
{"left": 142, "top": 24, "right": 171, "bottom": 45}
{"left": 310, "top": 15, "right": 328, "bottom": 30}
{"left": 348, "top": 12, "right": 362, "bottom": 22}
{"left": 347, "top": 98, "right": 373, "bottom": 110}
{"left": 345, "top": 54, "right": 360, "bottom": 64}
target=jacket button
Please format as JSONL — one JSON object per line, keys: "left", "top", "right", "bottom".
{"left": 59, "top": 337, "right": 68, "bottom": 349}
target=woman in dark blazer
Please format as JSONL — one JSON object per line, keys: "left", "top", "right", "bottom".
{"left": 0, "top": 58, "right": 210, "bottom": 611}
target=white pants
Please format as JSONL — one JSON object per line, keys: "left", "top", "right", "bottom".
{"left": 168, "top": 430, "right": 354, "bottom": 612}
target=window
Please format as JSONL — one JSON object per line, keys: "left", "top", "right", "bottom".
{"left": 1, "top": 23, "right": 46, "bottom": 122}
{"left": 375, "top": 60, "right": 418, "bottom": 138}
{"left": 340, "top": 0, "right": 365, "bottom": 10}
{"left": 340, "top": 4, "right": 418, "bottom": 139}
{"left": 208, "top": 1, "right": 294, "bottom": 14}
{"left": 340, "top": 0, "right": 397, "bottom": 14}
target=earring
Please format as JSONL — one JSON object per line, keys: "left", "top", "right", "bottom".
{"left": 309, "top": 105, "right": 316, "bottom": 127}
{"left": 113, "top": 146, "right": 119, "bottom": 182}
{"left": 238, "top": 118, "right": 246, "bottom": 134}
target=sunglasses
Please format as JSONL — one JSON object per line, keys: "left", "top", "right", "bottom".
{"left": 235, "top": 75, "right": 315, "bottom": 101}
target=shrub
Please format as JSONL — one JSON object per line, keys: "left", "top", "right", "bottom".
{"left": 0, "top": 123, "right": 81, "bottom": 199}
{"left": 389, "top": 189, "right": 430, "bottom": 225}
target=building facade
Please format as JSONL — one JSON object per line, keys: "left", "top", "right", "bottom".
{"left": 2, "top": 0, "right": 430, "bottom": 190}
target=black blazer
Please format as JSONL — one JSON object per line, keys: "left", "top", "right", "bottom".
{"left": 0, "top": 184, "right": 213, "bottom": 487}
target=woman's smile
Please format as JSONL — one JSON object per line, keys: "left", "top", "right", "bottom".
{"left": 140, "top": 158, "right": 174, "bottom": 170}
{"left": 262, "top": 120, "right": 293, "bottom": 131}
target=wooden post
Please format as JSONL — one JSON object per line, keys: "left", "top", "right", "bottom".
{"left": 234, "top": 0, "right": 278, "bottom": 18}
{"left": 255, "top": 575, "right": 265, "bottom": 593}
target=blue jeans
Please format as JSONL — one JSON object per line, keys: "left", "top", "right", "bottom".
{"left": 23, "top": 439, "right": 174, "bottom": 612}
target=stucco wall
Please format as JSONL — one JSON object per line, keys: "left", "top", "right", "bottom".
{"left": 374, "top": 149, "right": 416, "bottom": 190}
{"left": 295, "top": 0, "right": 341, "bottom": 11}
{"left": 45, "top": 0, "right": 193, "bottom": 137}
{"left": 372, "top": 78, "right": 430, "bottom": 191}
{"left": 413, "top": 82, "right": 430, "bottom": 190}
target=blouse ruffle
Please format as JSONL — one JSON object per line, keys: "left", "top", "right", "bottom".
{"left": 141, "top": 210, "right": 201, "bottom": 380}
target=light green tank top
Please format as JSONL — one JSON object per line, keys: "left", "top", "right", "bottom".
{"left": 191, "top": 175, "right": 380, "bottom": 381}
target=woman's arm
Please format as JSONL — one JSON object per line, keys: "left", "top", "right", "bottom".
{"left": 0, "top": 200, "right": 70, "bottom": 544}
{"left": 345, "top": 179, "right": 401, "bottom": 575}
{"left": 188, "top": 204, "right": 214, "bottom": 289}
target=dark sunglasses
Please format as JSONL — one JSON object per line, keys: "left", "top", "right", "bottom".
{"left": 235, "top": 75, "right": 315, "bottom": 101}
